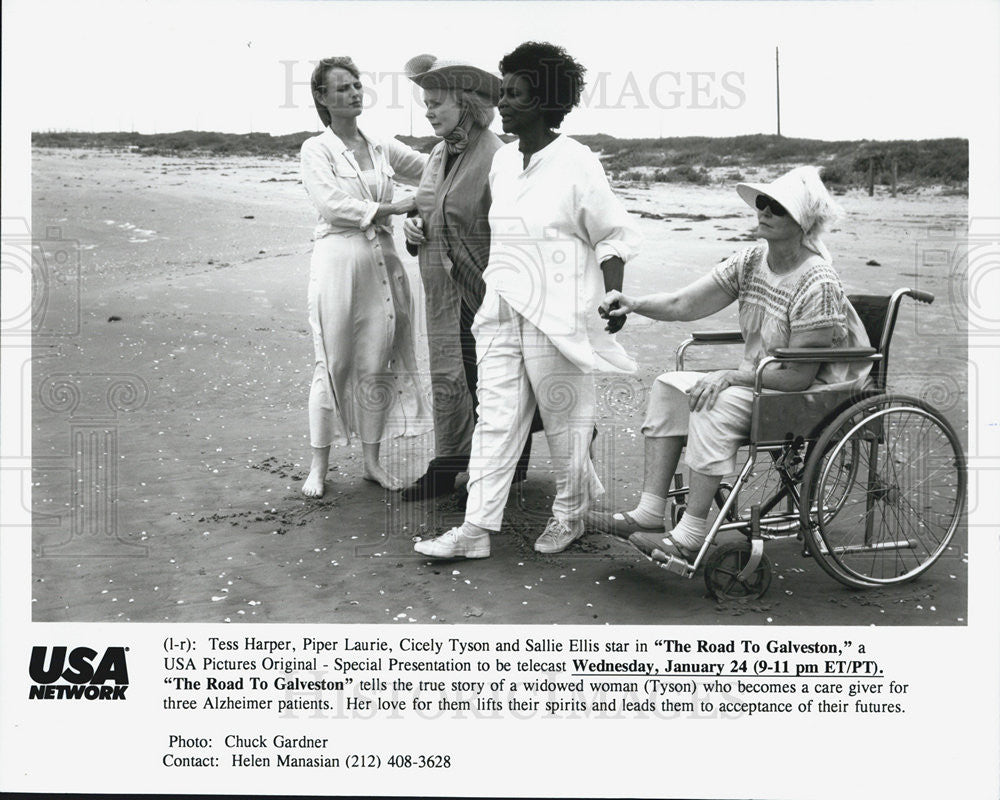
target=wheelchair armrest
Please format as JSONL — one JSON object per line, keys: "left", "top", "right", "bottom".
{"left": 753, "top": 350, "right": 881, "bottom": 393}
{"left": 771, "top": 346, "right": 879, "bottom": 361}
{"left": 676, "top": 331, "right": 744, "bottom": 369}
{"left": 691, "top": 330, "right": 745, "bottom": 343}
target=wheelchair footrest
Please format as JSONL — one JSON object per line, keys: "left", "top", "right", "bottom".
{"left": 812, "top": 538, "right": 916, "bottom": 556}
{"left": 660, "top": 554, "right": 695, "bottom": 577}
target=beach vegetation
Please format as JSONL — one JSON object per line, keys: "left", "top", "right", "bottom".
{"left": 31, "top": 130, "right": 967, "bottom": 187}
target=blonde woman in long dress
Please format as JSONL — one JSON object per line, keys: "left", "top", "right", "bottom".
{"left": 300, "top": 57, "right": 430, "bottom": 496}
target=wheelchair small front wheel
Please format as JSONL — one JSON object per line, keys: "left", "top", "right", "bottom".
{"left": 704, "top": 541, "right": 772, "bottom": 601}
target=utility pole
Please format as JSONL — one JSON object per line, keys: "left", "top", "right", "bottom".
{"left": 775, "top": 46, "right": 782, "bottom": 137}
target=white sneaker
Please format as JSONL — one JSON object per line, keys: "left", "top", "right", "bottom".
{"left": 534, "top": 517, "right": 585, "bottom": 554}
{"left": 414, "top": 527, "right": 490, "bottom": 559}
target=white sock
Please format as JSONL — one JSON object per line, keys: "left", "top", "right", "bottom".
{"left": 670, "top": 512, "right": 708, "bottom": 551}
{"left": 614, "top": 491, "right": 666, "bottom": 528}
{"left": 460, "top": 522, "right": 492, "bottom": 538}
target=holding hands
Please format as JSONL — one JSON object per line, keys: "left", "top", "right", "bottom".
{"left": 403, "top": 214, "right": 426, "bottom": 246}
{"left": 600, "top": 289, "right": 638, "bottom": 316}
{"left": 598, "top": 289, "right": 635, "bottom": 334}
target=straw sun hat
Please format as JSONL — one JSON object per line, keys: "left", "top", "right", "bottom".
{"left": 404, "top": 54, "right": 501, "bottom": 104}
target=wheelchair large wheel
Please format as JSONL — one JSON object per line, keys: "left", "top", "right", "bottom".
{"left": 806, "top": 437, "right": 860, "bottom": 529}
{"left": 704, "top": 541, "right": 772, "bottom": 601}
{"left": 800, "top": 393, "right": 965, "bottom": 588}
{"left": 727, "top": 459, "right": 802, "bottom": 535}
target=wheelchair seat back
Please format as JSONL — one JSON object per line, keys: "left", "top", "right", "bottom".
{"left": 847, "top": 294, "right": 894, "bottom": 389}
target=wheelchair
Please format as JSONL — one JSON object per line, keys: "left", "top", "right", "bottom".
{"left": 655, "top": 288, "right": 966, "bottom": 601}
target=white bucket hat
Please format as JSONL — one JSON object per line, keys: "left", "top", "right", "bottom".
{"left": 404, "top": 54, "right": 501, "bottom": 105}
{"left": 736, "top": 166, "right": 841, "bottom": 262}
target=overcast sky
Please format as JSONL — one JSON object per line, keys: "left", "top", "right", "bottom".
{"left": 6, "top": 0, "right": 998, "bottom": 141}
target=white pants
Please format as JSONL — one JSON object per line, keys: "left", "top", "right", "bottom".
{"left": 465, "top": 298, "right": 603, "bottom": 531}
{"left": 642, "top": 372, "right": 754, "bottom": 476}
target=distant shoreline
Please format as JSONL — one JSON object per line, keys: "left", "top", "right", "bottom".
{"left": 31, "top": 130, "right": 968, "bottom": 189}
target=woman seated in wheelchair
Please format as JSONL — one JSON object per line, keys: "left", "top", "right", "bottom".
{"left": 591, "top": 166, "right": 872, "bottom": 565}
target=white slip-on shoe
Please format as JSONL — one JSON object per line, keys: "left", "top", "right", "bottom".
{"left": 414, "top": 527, "right": 490, "bottom": 559}
{"left": 534, "top": 517, "right": 585, "bottom": 554}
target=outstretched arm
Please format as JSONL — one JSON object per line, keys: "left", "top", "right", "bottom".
{"left": 384, "top": 137, "right": 429, "bottom": 185}
{"left": 601, "top": 271, "right": 734, "bottom": 322}
{"left": 372, "top": 195, "right": 416, "bottom": 220}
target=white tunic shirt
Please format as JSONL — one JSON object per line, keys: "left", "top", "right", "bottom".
{"left": 478, "top": 135, "right": 641, "bottom": 373}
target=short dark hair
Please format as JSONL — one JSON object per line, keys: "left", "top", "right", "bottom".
{"left": 311, "top": 57, "right": 361, "bottom": 128}
{"left": 498, "top": 42, "right": 585, "bottom": 129}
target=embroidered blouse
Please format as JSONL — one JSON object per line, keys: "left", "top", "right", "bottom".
{"left": 711, "top": 242, "right": 871, "bottom": 387}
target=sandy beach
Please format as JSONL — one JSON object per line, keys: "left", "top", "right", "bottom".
{"left": 30, "top": 146, "right": 968, "bottom": 625}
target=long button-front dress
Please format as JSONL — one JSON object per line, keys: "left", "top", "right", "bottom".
{"left": 300, "top": 127, "right": 431, "bottom": 446}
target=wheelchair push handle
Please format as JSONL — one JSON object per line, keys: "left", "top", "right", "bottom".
{"left": 906, "top": 289, "right": 934, "bottom": 304}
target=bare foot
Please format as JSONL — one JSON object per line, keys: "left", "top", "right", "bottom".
{"left": 363, "top": 463, "right": 403, "bottom": 491}
{"left": 302, "top": 469, "right": 325, "bottom": 498}
{"left": 302, "top": 446, "right": 330, "bottom": 498}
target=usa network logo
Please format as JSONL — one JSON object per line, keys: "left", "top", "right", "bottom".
{"left": 28, "top": 646, "right": 129, "bottom": 700}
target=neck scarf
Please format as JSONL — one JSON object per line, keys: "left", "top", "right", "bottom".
{"left": 802, "top": 234, "right": 832, "bottom": 264}
{"left": 443, "top": 106, "right": 477, "bottom": 155}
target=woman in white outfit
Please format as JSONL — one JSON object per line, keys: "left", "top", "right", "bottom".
{"left": 300, "top": 57, "right": 430, "bottom": 496}
{"left": 591, "top": 166, "right": 871, "bottom": 565}
{"left": 415, "top": 42, "right": 640, "bottom": 559}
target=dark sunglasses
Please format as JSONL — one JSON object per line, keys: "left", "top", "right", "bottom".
{"left": 755, "top": 194, "right": 788, "bottom": 217}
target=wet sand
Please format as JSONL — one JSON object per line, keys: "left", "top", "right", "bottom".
{"left": 30, "top": 147, "right": 969, "bottom": 625}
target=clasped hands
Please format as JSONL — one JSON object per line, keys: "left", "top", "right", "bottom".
{"left": 598, "top": 289, "right": 630, "bottom": 334}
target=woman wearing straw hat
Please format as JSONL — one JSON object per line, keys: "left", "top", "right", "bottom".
{"left": 590, "top": 166, "right": 872, "bottom": 565}
{"left": 399, "top": 55, "right": 539, "bottom": 502}
{"left": 414, "top": 42, "right": 640, "bottom": 559}
{"left": 300, "top": 56, "right": 430, "bottom": 496}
